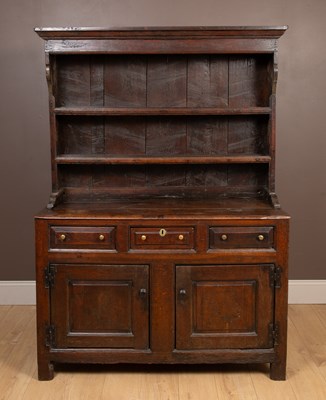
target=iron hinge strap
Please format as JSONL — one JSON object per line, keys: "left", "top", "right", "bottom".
{"left": 44, "top": 265, "right": 55, "bottom": 288}
{"left": 269, "top": 322, "right": 280, "bottom": 346}
{"left": 270, "top": 266, "right": 282, "bottom": 288}
{"left": 45, "top": 325, "right": 56, "bottom": 348}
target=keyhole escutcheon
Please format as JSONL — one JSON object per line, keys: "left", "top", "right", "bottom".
{"left": 159, "top": 228, "right": 167, "bottom": 237}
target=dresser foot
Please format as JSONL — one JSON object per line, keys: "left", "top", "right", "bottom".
{"left": 38, "top": 361, "right": 54, "bottom": 381}
{"left": 270, "top": 361, "right": 286, "bottom": 380}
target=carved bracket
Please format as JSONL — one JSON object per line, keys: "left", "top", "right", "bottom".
{"left": 47, "top": 188, "right": 65, "bottom": 209}
{"left": 272, "top": 49, "right": 279, "bottom": 95}
{"left": 258, "top": 189, "right": 281, "bottom": 209}
{"left": 269, "top": 192, "right": 281, "bottom": 209}
{"left": 45, "top": 54, "right": 52, "bottom": 90}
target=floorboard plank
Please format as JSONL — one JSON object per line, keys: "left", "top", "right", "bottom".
{"left": 314, "top": 304, "right": 326, "bottom": 329}
{"left": 0, "top": 310, "right": 37, "bottom": 400}
{"left": 0, "top": 305, "right": 325, "bottom": 399}
{"left": 287, "top": 308, "right": 326, "bottom": 399}
{"left": 289, "top": 305, "right": 326, "bottom": 383}
{"left": 178, "top": 369, "right": 219, "bottom": 400}
{"left": 214, "top": 365, "right": 258, "bottom": 399}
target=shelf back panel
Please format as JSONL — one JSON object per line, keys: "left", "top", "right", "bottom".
{"left": 57, "top": 115, "right": 269, "bottom": 157}
{"left": 57, "top": 164, "right": 268, "bottom": 202}
{"left": 55, "top": 54, "right": 273, "bottom": 109}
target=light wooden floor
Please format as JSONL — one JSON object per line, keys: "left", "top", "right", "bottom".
{"left": 0, "top": 305, "right": 325, "bottom": 399}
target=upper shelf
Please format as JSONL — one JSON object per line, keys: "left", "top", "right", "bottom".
{"left": 54, "top": 107, "right": 272, "bottom": 116}
{"left": 55, "top": 155, "right": 271, "bottom": 165}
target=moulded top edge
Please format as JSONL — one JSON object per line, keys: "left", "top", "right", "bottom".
{"left": 34, "top": 25, "right": 288, "bottom": 40}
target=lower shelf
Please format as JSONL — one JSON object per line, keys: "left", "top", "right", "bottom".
{"left": 46, "top": 189, "right": 280, "bottom": 210}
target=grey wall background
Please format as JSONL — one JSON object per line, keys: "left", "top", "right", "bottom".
{"left": 0, "top": 0, "right": 325, "bottom": 280}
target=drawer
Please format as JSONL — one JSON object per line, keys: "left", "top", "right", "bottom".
{"left": 209, "top": 227, "right": 274, "bottom": 249}
{"left": 130, "top": 227, "right": 195, "bottom": 250}
{"left": 49, "top": 226, "right": 116, "bottom": 249}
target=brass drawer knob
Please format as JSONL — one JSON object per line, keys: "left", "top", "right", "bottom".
{"left": 99, "top": 234, "right": 105, "bottom": 241}
{"left": 179, "top": 234, "right": 184, "bottom": 241}
{"left": 141, "top": 235, "right": 147, "bottom": 241}
{"left": 59, "top": 234, "right": 66, "bottom": 241}
{"left": 221, "top": 234, "right": 228, "bottom": 241}
{"left": 258, "top": 234, "right": 265, "bottom": 241}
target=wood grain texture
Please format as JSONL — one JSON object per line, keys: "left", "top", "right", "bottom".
{"left": 57, "top": 116, "right": 105, "bottom": 155}
{"left": 185, "top": 165, "right": 227, "bottom": 188}
{"left": 147, "top": 55, "right": 187, "bottom": 107}
{"left": 146, "top": 118, "right": 187, "bottom": 155}
{"left": 104, "top": 55, "right": 147, "bottom": 107}
{"left": 187, "top": 56, "right": 228, "bottom": 107}
{"left": 229, "top": 56, "right": 271, "bottom": 107}
{"left": 105, "top": 117, "right": 146, "bottom": 155}
{"left": 228, "top": 116, "right": 269, "bottom": 155}
{"left": 57, "top": 163, "right": 268, "bottom": 200}
{"left": 187, "top": 117, "right": 228, "bottom": 155}
{"left": 90, "top": 55, "right": 104, "bottom": 106}
{"left": 56, "top": 55, "right": 90, "bottom": 107}
{"left": 51, "top": 264, "right": 149, "bottom": 349}
{"left": 176, "top": 265, "right": 273, "bottom": 349}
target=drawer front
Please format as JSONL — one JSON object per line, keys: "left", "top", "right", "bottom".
{"left": 209, "top": 226, "right": 274, "bottom": 249}
{"left": 50, "top": 226, "right": 116, "bottom": 249}
{"left": 130, "top": 227, "right": 195, "bottom": 250}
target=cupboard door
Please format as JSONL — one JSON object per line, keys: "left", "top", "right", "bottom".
{"left": 50, "top": 264, "right": 149, "bottom": 349}
{"left": 176, "top": 264, "right": 274, "bottom": 349}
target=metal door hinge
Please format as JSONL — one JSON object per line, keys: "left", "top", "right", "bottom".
{"left": 270, "top": 266, "right": 282, "bottom": 288}
{"left": 45, "top": 325, "right": 56, "bottom": 347}
{"left": 268, "top": 322, "right": 279, "bottom": 346}
{"left": 44, "top": 265, "right": 55, "bottom": 288}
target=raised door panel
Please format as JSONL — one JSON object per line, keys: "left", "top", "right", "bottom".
{"left": 50, "top": 264, "right": 149, "bottom": 349}
{"left": 176, "top": 264, "right": 274, "bottom": 349}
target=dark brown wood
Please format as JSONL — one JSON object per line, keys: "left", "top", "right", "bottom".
{"left": 55, "top": 155, "right": 271, "bottom": 164}
{"left": 43, "top": 38, "right": 279, "bottom": 55}
{"left": 209, "top": 226, "right": 274, "bottom": 249}
{"left": 35, "top": 26, "right": 289, "bottom": 381}
{"left": 54, "top": 106, "right": 272, "bottom": 115}
{"left": 176, "top": 264, "right": 274, "bottom": 349}
{"left": 51, "top": 264, "right": 149, "bottom": 349}
{"left": 104, "top": 56, "right": 147, "bottom": 107}
{"left": 130, "top": 226, "right": 195, "bottom": 250}
{"left": 49, "top": 226, "right": 116, "bottom": 249}
{"left": 34, "top": 26, "right": 288, "bottom": 40}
